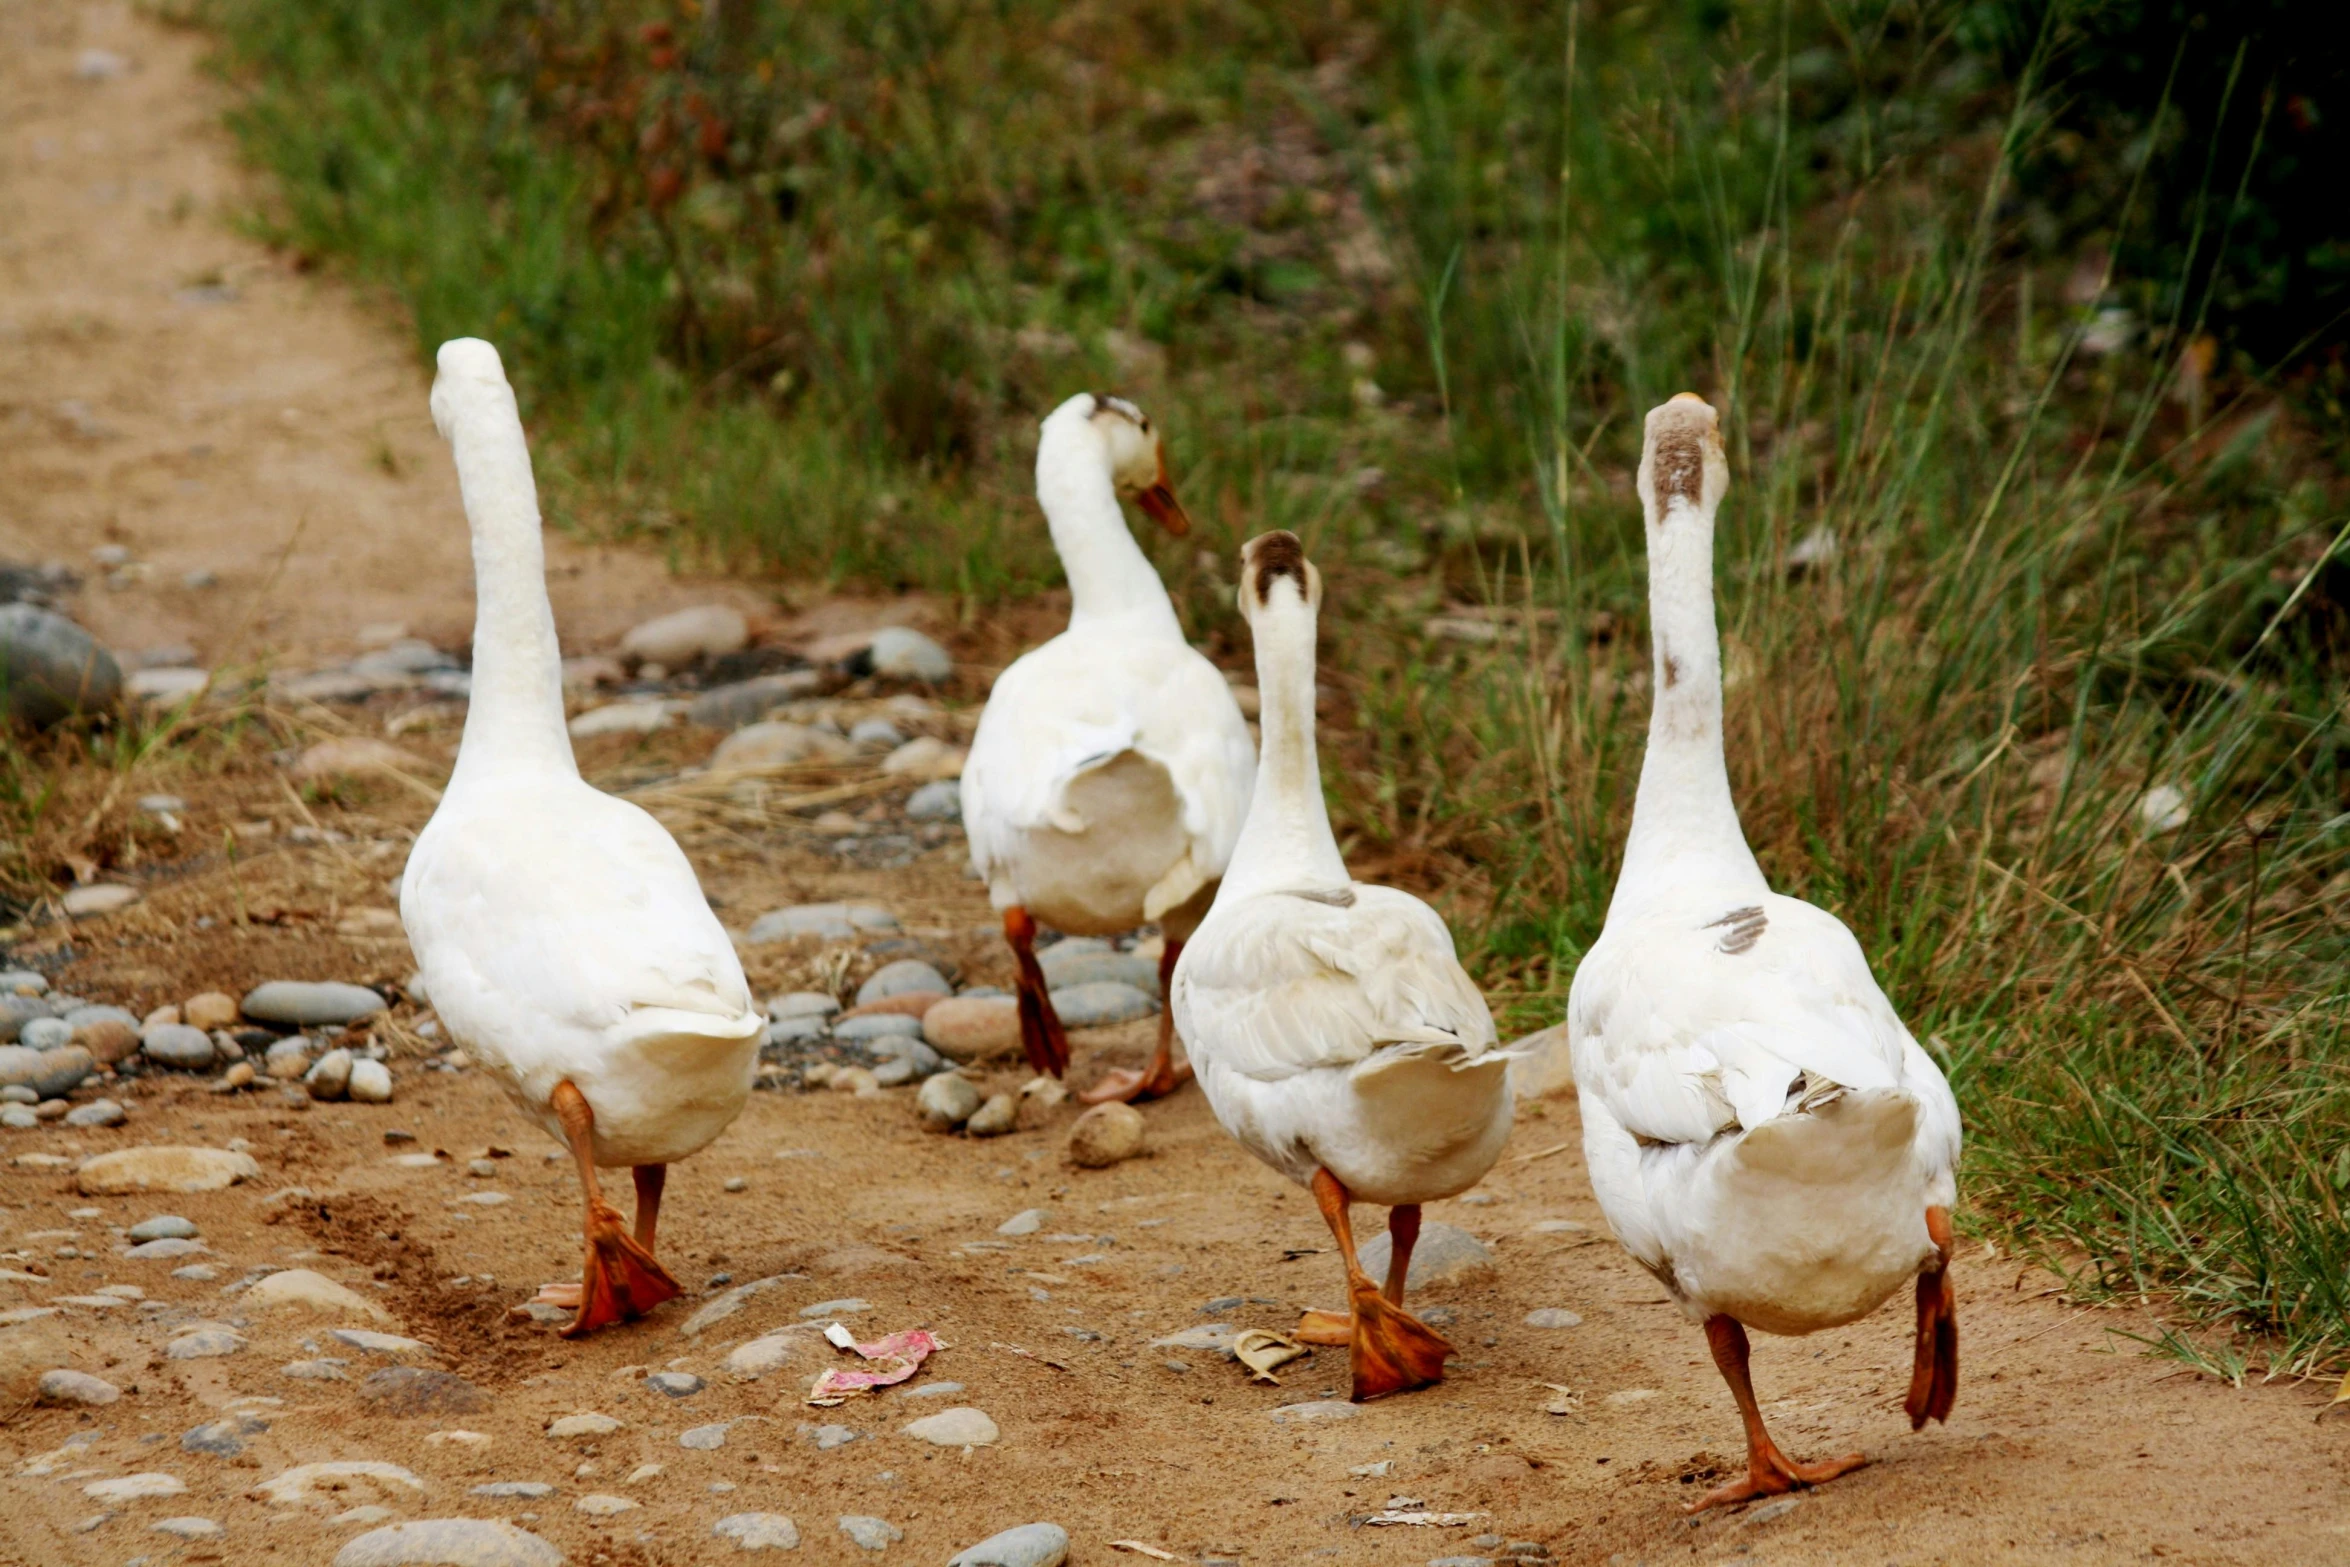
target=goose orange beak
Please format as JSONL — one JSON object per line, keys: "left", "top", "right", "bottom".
{"left": 1133, "top": 448, "right": 1191, "bottom": 536}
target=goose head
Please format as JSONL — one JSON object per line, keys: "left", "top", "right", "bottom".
{"left": 1637, "top": 392, "right": 1729, "bottom": 529}
{"left": 1238, "top": 529, "right": 1322, "bottom": 624}
{"left": 1084, "top": 392, "right": 1190, "bottom": 536}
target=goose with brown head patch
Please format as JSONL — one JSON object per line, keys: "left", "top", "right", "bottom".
{"left": 959, "top": 393, "right": 1256, "bottom": 1102}
{"left": 1565, "top": 396, "right": 1963, "bottom": 1511}
{"left": 1172, "top": 532, "right": 1516, "bottom": 1402}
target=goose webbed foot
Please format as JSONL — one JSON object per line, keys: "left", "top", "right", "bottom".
{"left": 1689, "top": 1313, "right": 1867, "bottom": 1514}
{"left": 1905, "top": 1205, "right": 1959, "bottom": 1429}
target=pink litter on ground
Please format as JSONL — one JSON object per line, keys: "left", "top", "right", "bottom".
{"left": 806, "top": 1327, "right": 941, "bottom": 1405}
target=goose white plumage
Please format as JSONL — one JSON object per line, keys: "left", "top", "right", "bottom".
{"left": 1568, "top": 394, "right": 1963, "bottom": 1508}
{"left": 960, "top": 392, "right": 1255, "bottom": 1102}
{"left": 400, "top": 338, "right": 763, "bottom": 1337}
{"left": 1174, "top": 532, "right": 1514, "bottom": 1401}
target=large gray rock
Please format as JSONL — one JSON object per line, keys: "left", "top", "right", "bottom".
{"left": 855, "top": 959, "right": 948, "bottom": 1005}
{"left": 242, "top": 981, "right": 386, "bottom": 1027}
{"left": 834, "top": 1012, "right": 922, "bottom": 1042}
{"left": 688, "top": 672, "right": 823, "bottom": 730}
{"left": 1038, "top": 948, "right": 1161, "bottom": 996}
{"left": 141, "top": 1023, "right": 217, "bottom": 1071}
{"left": 949, "top": 1523, "right": 1069, "bottom": 1567}
{"left": 746, "top": 903, "right": 898, "bottom": 943}
{"left": 0, "top": 603, "right": 121, "bottom": 725}
{"left": 712, "top": 1512, "right": 801, "bottom": 1550}
{"left": 0, "top": 1043, "right": 93, "bottom": 1099}
{"left": 332, "top": 1519, "right": 565, "bottom": 1567}
{"left": 864, "top": 627, "right": 952, "bottom": 682}
{"left": 1047, "top": 981, "right": 1157, "bottom": 1028}
{"left": 1357, "top": 1220, "right": 1494, "bottom": 1290}
{"left": 0, "top": 994, "right": 55, "bottom": 1042}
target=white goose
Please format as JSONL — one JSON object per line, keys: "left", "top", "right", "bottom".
{"left": 1568, "top": 394, "right": 1962, "bottom": 1509}
{"left": 961, "top": 392, "right": 1255, "bottom": 1102}
{"left": 1174, "top": 532, "right": 1514, "bottom": 1401}
{"left": 401, "top": 339, "right": 763, "bottom": 1337}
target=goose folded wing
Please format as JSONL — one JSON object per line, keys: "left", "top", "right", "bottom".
{"left": 1183, "top": 888, "right": 1496, "bottom": 1083}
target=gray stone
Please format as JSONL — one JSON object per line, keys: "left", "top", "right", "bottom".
{"left": 154, "top": 1516, "right": 226, "bottom": 1540}
{"left": 621, "top": 604, "right": 748, "bottom": 667}
{"left": 867, "top": 1039, "right": 945, "bottom": 1087}
{"left": 349, "top": 1059, "right": 394, "bottom": 1103}
{"left": 544, "top": 1412, "right": 619, "bottom": 1437}
{"left": 170, "top": 1264, "right": 219, "bottom": 1282}
{"left": 765, "top": 992, "right": 840, "bottom": 1021}
{"left": 280, "top": 1358, "right": 351, "bottom": 1380}
{"left": 64, "top": 1097, "right": 125, "bottom": 1127}
{"left": 901, "top": 1407, "right": 999, "bottom": 1447}
{"left": 1358, "top": 1221, "right": 1493, "bottom": 1290}
{"left": 644, "top": 1371, "right": 701, "bottom": 1397}
{"left": 0, "top": 969, "right": 49, "bottom": 994}
{"left": 332, "top": 1518, "right": 565, "bottom": 1567}
{"left": 904, "top": 780, "right": 961, "bottom": 821}
{"left": 83, "top": 1472, "right": 187, "bottom": 1503}
{"left": 128, "top": 1236, "right": 205, "bottom": 1258}
{"left": 140, "top": 1022, "right": 216, "bottom": 1070}
{"left": 1429, "top": 1559, "right": 1497, "bottom": 1567}
{"left": 1066, "top": 1101, "right": 1145, "bottom": 1167}
{"left": 470, "top": 1483, "right": 554, "bottom": 1499}
{"left": 0, "top": 603, "right": 122, "bottom": 725}
{"left": 306, "top": 1047, "right": 356, "bottom": 1100}
{"left": 997, "top": 1209, "right": 1047, "bottom": 1237}
{"left": 37, "top": 1368, "right": 121, "bottom": 1405}
{"left": 0, "top": 1043, "right": 93, "bottom": 1099}
{"left": 130, "top": 1215, "right": 198, "bottom": 1241}
{"left": 678, "top": 1422, "right": 732, "bottom": 1450}
{"left": 917, "top": 1073, "right": 981, "bottom": 1131}
{"left": 264, "top": 1038, "right": 313, "bottom": 1079}
{"left": 835, "top": 1012, "right": 923, "bottom": 1042}
{"left": 65, "top": 1003, "right": 137, "bottom": 1035}
{"left": 1038, "top": 948, "right": 1161, "bottom": 996}
{"left": 722, "top": 1331, "right": 813, "bottom": 1381}
{"left": 1267, "top": 1400, "right": 1359, "bottom": 1424}
{"left": 865, "top": 627, "right": 952, "bottom": 682}
{"left": 166, "top": 1329, "right": 245, "bottom": 1359}
{"left": 965, "top": 1092, "right": 1017, "bottom": 1137}
{"left": 19, "top": 1016, "right": 72, "bottom": 1049}
{"left": 809, "top": 1423, "right": 859, "bottom": 1449}
{"left": 0, "top": 1102, "right": 36, "bottom": 1128}
{"left": 948, "top": 1523, "right": 1070, "bottom": 1567}
{"left": 241, "top": 981, "right": 387, "bottom": 1027}
{"left": 849, "top": 718, "right": 905, "bottom": 748}
{"left": 362, "top": 1367, "right": 490, "bottom": 1416}
{"left": 901, "top": 1381, "right": 964, "bottom": 1399}
{"left": 712, "top": 1511, "right": 800, "bottom": 1550}
{"left": 1046, "top": 981, "right": 1157, "bottom": 1028}
{"left": 0, "top": 1083, "right": 32, "bottom": 1103}
{"left": 856, "top": 960, "right": 948, "bottom": 1005}
{"left": 689, "top": 671, "right": 825, "bottom": 730}
{"left": 798, "top": 1297, "right": 872, "bottom": 1319}
{"left": 766, "top": 1015, "right": 828, "bottom": 1045}
{"left": 0, "top": 994, "right": 55, "bottom": 1043}
{"left": 746, "top": 903, "right": 899, "bottom": 943}
{"left": 839, "top": 1514, "right": 904, "bottom": 1551}
{"left": 332, "top": 1329, "right": 435, "bottom": 1357}
{"left": 1738, "top": 1497, "right": 1803, "bottom": 1527}
{"left": 1523, "top": 1308, "right": 1583, "bottom": 1329}
{"left": 678, "top": 1274, "right": 792, "bottom": 1337}
{"left": 182, "top": 1413, "right": 268, "bottom": 1457}
{"left": 1149, "top": 1324, "right": 1242, "bottom": 1359}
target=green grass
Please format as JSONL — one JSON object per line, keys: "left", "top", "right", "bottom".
{"left": 179, "top": 0, "right": 2350, "bottom": 1378}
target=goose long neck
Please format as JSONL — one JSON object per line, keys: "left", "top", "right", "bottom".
{"left": 447, "top": 394, "right": 576, "bottom": 787}
{"left": 1223, "top": 592, "right": 1348, "bottom": 899}
{"left": 1035, "top": 418, "right": 1182, "bottom": 636}
{"left": 1614, "top": 494, "right": 1765, "bottom": 905}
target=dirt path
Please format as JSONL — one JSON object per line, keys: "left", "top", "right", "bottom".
{"left": 3, "top": 4, "right": 2347, "bottom": 1566}
{"left": 0, "top": 0, "right": 770, "bottom": 671}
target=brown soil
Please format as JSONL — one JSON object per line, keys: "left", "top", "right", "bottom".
{"left": 4, "top": 5, "right": 2348, "bottom": 1566}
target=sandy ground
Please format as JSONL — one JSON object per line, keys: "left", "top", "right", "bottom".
{"left": 3, "top": 3, "right": 2348, "bottom": 1566}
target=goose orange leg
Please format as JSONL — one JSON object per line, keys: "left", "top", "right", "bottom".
{"left": 1689, "top": 1315, "right": 1867, "bottom": 1512}
{"left": 1905, "top": 1205, "right": 1959, "bottom": 1429}
{"left": 508, "top": 1081, "right": 681, "bottom": 1337}
{"left": 1004, "top": 907, "right": 1069, "bottom": 1078}
{"left": 1080, "top": 938, "right": 1193, "bottom": 1103}
{"left": 1290, "top": 1171, "right": 1452, "bottom": 1401}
